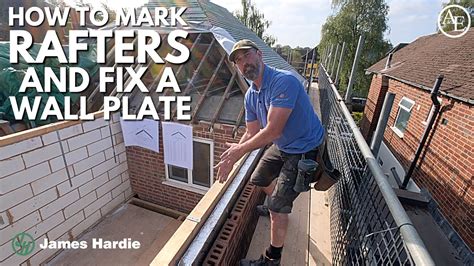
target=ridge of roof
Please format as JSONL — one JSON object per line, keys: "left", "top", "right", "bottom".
{"left": 367, "top": 29, "right": 474, "bottom": 104}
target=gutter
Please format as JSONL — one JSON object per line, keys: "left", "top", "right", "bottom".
{"left": 365, "top": 70, "right": 472, "bottom": 105}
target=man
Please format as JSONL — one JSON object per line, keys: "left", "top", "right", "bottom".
{"left": 215, "top": 39, "right": 324, "bottom": 265}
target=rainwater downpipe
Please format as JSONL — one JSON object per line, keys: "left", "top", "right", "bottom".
{"left": 401, "top": 75, "right": 444, "bottom": 189}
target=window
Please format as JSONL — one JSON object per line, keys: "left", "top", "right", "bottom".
{"left": 165, "top": 138, "right": 214, "bottom": 190}
{"left": 392, "top": 97, "right": 415, "bottom": 137}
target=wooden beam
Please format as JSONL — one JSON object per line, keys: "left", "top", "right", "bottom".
{"left": 190, "top": 54, "right": 226, "bottom": 124}
{"left": 170, "top": 38, "right": 216, "bottom": 119}
{"left": 155, "top": 33, "right": 202, "bottom": 115}
{"left": 0, "top": 120, "right": 14, "bottom": 135}
{"left": 224, "top": 60, "right": 249, "bottom": 97}
{"left": 150, "top": 152, "right": 250, "bottom": 266}
{"left": 232, "top": 105, "right": 246, "bottom": 138}
{"left": 208, "top": 71, "right": 236, "bottom": 130}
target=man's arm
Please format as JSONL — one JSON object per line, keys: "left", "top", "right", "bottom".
{"left": 215, "top": 106, "right": 292, "bottom": 182}
{"left": 239, "top": 106, "right": 291, "bottom": 152}
{"left": 239, "top": 120, "right": 260, "bottom": 144}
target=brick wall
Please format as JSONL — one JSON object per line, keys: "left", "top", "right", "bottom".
{"left": 363, "top": 76, "right": 473, "bottom": 249}
{"left": 127, "top": 122, "right": 245, "bottom": 214}
{"left": 204, "top": 182, "right": 265, "bottom": 265}
{"left": 360, "top": 74, "right": 389, "bottom": 141}
{"left": 0, "top": 114, "right": 132, "bottom": 265}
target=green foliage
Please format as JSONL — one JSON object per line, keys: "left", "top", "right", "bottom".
{"left": 439, "top": 0, "right": 474, "bottom": 32}
{"left": 235, "top": 0, "right": 277, "bottom": 47}
{"left": 319, "top": 0, "right": 392, "bottom": 97}
{"left": 352, "top": 111, "right": 363, "bottom": 126}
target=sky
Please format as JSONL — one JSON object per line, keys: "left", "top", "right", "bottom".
{"left": 64, "top": 0, "right": 448, "bottom": 47}
{"left": 211, "top": 0, "right": 447, "bottom": 47}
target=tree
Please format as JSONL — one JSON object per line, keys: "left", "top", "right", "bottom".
{"left": 439, "top": 0, "right": 473, "bottom": 32}
{"left": 319, "top": 0, "right": 391, "bottom": 97}
{"left": 235, "top": 0, "right": 277, "bottom": 47}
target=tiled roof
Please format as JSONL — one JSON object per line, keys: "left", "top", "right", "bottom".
{"left": 367, "top": 29, "right": 474, "bottom": 104}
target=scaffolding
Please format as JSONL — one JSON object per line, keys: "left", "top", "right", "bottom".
{"left": 318, "top": 63, "right": 434, "bottom": 265}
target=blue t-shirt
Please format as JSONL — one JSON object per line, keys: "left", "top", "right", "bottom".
{"left": 244, "top": 65, "right": 324, "bottom": 154}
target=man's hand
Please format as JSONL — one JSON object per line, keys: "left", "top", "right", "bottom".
{"left": 215, "top": 142, "right": 245, "bottom": 183}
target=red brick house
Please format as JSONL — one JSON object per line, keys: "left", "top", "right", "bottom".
{"left": 361, "top": 29, "right": 473, "bottom": 251}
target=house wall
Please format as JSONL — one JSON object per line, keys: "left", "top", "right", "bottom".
{"left": 362, "top": 76, "right": 473, "bottom": 249}
{"left": 360, "top": 73, "right": 389, "bottom": 141}
{"left": 0, "top": 114, "right": 132, "bottom": 265}
{"left": 127, "top": 122, "right": 245, "bottom": 214}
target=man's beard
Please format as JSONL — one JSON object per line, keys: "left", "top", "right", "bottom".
{"left": 243, "top": 63, "right": 260, "bottom": 81}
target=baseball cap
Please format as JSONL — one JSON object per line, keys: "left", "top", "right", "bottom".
{"left": 229, "top": 39, "right": 259, "bottom": 62}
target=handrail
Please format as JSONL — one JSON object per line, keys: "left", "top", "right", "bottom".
{"left": 319, "top": 64, "right": 434, "bottom": 265}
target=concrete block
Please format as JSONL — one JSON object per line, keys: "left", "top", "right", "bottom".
{"left": 114, "top": 142, "right": 126, "bottom": 154}
{"left": 121, "top": 172, "right": 130, "bottom": 183}
{"left": 96, "top": 175, "right": 121, "bottom": 198}
{"left": 0, "top": 212, "right": 9, "bottom": 229}
{"left": 108, "top": 162, "right": 128, "bottom": 181}
{"left": 63, "top": 191, "right": 97, "bottom": 219}
{"left": 112, "top": 179, "right": 131, "bottom": 199}
{"left": 73, "top": 152, "right": 105, "bottom": 175}
{"left": 100, "top": 193, "right": 124, "bottom": 216}
{"left": 40, "top": 190, "right": 80, "bottom": 219}
{"left": 30, "top": 211, "right": 64, "bottom": 240}
{"left": 118, "top": 152, "right": 127, "bottom": 163}
{"left": 112, "top": 112, "right": 121, "bottom": 123}
{"left": 104, "top": 147, "right": 115, "bottom": 160}
{"left": 71, "top": 210, "right": 100, "bottom": 239}
{"left": 0, "top": 211, "right": 41, "bottom": 246}
{"left": 31, "top": 169, "right": 68, "bottom": 195}
{"left": 24, "top": 233, "right": 68, "bottom": 266}
{"left": 0, "top": 137, "right": 43, "bottom": 161}
{"left": 58, "top": 124, "right": 83, "bottom": 140}
{"left": 84, "top": 193, "right": 112, "bottom": 217}
{"left": 0, "top": 235, "right": 15, "bottom": 261}
{"left": 87, "top": 138, "right": 112, "bottom": 156}
{"left": 0, "top": 155, "right": 25, "bottom": 178}
{"left": 60, "top": 140, "right": 70, "bottom": 153}
{"left": 49, "top": 156, "right": 65, "bottom": 173}
{"left": 47, "top": 210, "right": 84, "bottom": 241}
{"left": 82, "top": 117, "right": 106, "bottom": 132}
{"left": 91, "top": 158, "right": 117, "bottom": 178}
{"left": 41, "top": 131, "right": 59, "bottom": 146}
{"left": 114, "top": 132, "right": 124, "bottom": 145}
{"left": 100, "top": 126, "right": 111, "bottom": 139}
{"left": 0, "top": 184, "right": 33, "bottom": 211}
{"left": 67, "top": 129, "right": 101, "bottom": 151}
{"left": 22, "top": 143, "right": 62, "bottom": 168}
{"left": 78, "top": 173, "right": 108, "bottom": 198}
{"left": 110, "top": 122, "right": 122, "bottom": 135}
{"left": 64, "top": 147, "right": 88, "bottom": 166}
{"left": 0, "top": 242, "right": 28, "bottom": 265}
{"left": 0, "top": 162, "right": 51, "bottom": 194}
{"left": 57, "top": 170, "right": 93, "bottom": 196}
{"left": 9, "top": 188, "right": 57, "bottom": 222}
{"left": 124, "top": 187, "right": 133, "bottom": 199}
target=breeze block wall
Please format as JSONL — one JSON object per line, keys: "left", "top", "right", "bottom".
{"left": 127, "top": 121, "right": 245, "bottom": 214}
{"left": 0, "top": 113, "right": 132, "bottom": 265}
{"left": 375, "top": 78, "right": 473, "bottom": 250}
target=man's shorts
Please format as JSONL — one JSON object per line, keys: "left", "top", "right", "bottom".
{"left": 250, "top": 144, "right": 319, "bottom": 214}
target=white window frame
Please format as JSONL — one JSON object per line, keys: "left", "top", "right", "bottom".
{"left": 164, "top": 137, "right": 214, "bottom": 193}
{"left": 391, "top": 97, "right": 415, "bottom": 138}
{"left": 421, "top": 97, "right": 442, "bottom": 126}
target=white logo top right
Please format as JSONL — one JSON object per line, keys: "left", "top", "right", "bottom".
{"left": 438, "top": 4, "right": 472, "bottom": 38}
